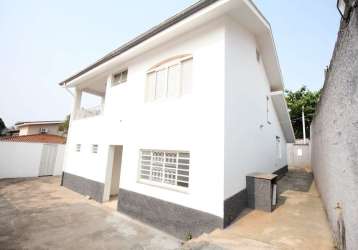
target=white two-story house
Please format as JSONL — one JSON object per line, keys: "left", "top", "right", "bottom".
{"left": 60, "top": 0, "right": 295, "bottom": 239}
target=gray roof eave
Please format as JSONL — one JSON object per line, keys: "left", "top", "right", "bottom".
{"left": 58, "top": 0, "right": 219, "bottom": 86}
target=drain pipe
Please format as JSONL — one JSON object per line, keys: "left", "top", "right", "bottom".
{"left": 64, "top": 85, "right": 74, "bottom": 97}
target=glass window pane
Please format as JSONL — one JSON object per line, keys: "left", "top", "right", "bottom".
{"left": 145, "top": 72, "right": 156, "bottom": 102}
{"left": 121, "top": 70, "right": 128, "bottom": 82}
{"left": 167, "top": 64, "right": 180, "bottom": 97}
{"left": 155, "top": 69, "right": 167, "bottom": 99}
{"left": 181, "top": 59, "right": 193, "bottom": 95}
{"left": 140, "top": 149, "right": 189, "bottom": 189}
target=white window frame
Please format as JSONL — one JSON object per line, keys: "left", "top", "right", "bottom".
{"left": 75, "top": 144, "right": 81, "bottom": 152}
{"left": 145, "top": 56, "right": 193, "bottom": 102}
{"left": 112, "top": 69, "right": 128, "bottom": 86}
{"left": 137, "top": 149, "right": 190, "bottom": 193}
{"left": 92, "top": 144, "right": 98, "bottom": 154}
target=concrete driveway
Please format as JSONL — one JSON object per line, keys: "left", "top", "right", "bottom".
{"left": 0, "top": 169, "right": 334, "bottom": 250}
{"left": 0, "top": 177, "right": 181, "bottom": 250}
{"left": 184, "top": 168, "right": 335, "bottom": 250}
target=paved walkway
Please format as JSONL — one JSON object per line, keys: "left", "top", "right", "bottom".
{"left": 0, "top": 177, "right": 181, "bottom": 250}
{"left": 184, "top": 168, "right": 335, "bottom": 250}
{"left": 0, "top": 169, "right": 334, "bottom": 250}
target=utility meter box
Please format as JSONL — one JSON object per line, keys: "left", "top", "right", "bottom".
{"left": 246, "top": 173, "right": 278, "bottom": 212}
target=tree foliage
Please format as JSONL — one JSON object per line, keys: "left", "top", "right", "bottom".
{"left": 285, "top": 86, "right": 320, "bottom": 139}
{"left": 0, "top": 118, "right": 6, "bottom": 136}
{"left": 59, "top": 115, "right": 70, "bottom": 134}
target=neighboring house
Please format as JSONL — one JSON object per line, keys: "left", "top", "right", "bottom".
{"left": 311, "top": 1, "right": 358, "bottom": 249}
{"left": 0, "top": 134, "right": 66, "bottom": 144}
{"left": 15, "top": 120, "right": 64, "bottom": 136}
{"left": 60, "top": 0, "right": 294, "bottom": 239}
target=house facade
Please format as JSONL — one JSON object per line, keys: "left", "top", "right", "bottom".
{"left": 15, "top": 121, "right": 64, "bottom": 136}
{"left": 60, "top": 0, "right": 294, "bottom": 239}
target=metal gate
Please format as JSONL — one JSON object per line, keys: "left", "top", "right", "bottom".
{"left": 39, "top": 144, "right": 58, "bottom": 176}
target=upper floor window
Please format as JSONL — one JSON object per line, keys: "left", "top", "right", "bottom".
{"left": 145, "top": 55, "right": 193, "bottom": 102}
{"left": 112, "top": 69, "right": 128, "bottom": 86}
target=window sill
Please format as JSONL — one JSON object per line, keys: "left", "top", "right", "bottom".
{"left": 137, "top": 179, "right": 189, "bottom": 194}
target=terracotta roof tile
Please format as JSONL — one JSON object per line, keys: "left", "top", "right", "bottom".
{"left": 0, "top": 134, "right": 66, "bottom": 144}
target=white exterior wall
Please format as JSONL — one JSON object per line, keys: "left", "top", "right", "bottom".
{"left": 64, "top": 19, "right": 226, "bottom": 217}
{"left": 224, "top": 18, "right": 288, "bottom": 199}
{"left": 63, "top": 117, "right": 109, "bottom": 184}
{"left": 0, "top": 142, "right": 65, "bottom": 178}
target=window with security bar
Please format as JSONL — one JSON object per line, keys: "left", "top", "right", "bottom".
{"left": 139, "top": 150, "right": 190, "bottom": 189}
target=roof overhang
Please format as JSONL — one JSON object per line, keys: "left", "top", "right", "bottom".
{"left": 59, "top": 0, "right": 285, "bottom": 92}
{"left": 15, "top": 121, "right": 63, "bottom": 128}
{"left": 270, "top": 91, "right": 295, "bottom": 143}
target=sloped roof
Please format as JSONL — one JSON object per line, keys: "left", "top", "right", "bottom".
{"left": 58, "top": 0, "right": 219, "bottom": 86}
{"left": 15, "top": 121, "right": 63, "bottom": 127}
{"left": 0, "top": 134, "right": 66, "bottom": 144}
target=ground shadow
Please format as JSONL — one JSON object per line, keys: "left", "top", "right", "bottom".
{"left": 275, "top": 168, "right": 314, "bottom": 208}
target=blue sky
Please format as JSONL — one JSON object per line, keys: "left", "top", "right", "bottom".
{"left": 0, "top": 0, "right": 340, "bottom": 126}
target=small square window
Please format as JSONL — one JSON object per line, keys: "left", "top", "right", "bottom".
{"left": 92, "top": 144, "right": 98, "bottom": 154}
{"left": 112, "top": 69, "right": 128, "bottom": 86}
{"left": 76, "top": 144, "right": 81, "bottom": 152}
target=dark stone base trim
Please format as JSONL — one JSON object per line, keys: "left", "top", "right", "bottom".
{"left": 223, "top": 189, "right": 247, "bottom": 227}
{"left": 223, "top": 165, "right": 288, "bottom": 227}
{"left": 62, "top": 172, "right": 104, "bottom": 203}
{"left": 273, "top": 165, "right": 288, "bottom": 179}
{"left": 117, "top": 188, "right": 223, "bottom": 240}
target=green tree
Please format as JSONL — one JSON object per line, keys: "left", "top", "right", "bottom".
{"left": 59, "top": 115, "right": 70, "bottom": 134}
{"left": 0, "top": 118, "right": 6, "bottom": 136}
{"left": 285, "top": 86, "right": 320, "bottom": 139}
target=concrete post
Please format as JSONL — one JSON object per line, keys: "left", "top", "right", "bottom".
{"left": 103, "top": 74, "right": 113, "bottom": 115}
{"left": 72, "top": 88, "right": 82, "bottom": 120}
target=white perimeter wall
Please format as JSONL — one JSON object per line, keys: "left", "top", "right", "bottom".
{"left": 0, "top": 142, "right": 65, "bottom": 178}
{"left": 287, "top": 143, "right": 310, "bottom": 169}
{"left": 224, "top": 17, "right": 288, "bottom": 199}
{"left": 64, "top": 18, "right": 226, "bottom": 217}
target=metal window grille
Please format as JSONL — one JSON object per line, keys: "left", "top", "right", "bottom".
{"left": 140, "top": 150, "right": 190, "bottom": 188}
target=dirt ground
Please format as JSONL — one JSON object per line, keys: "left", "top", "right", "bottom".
{"left": 0, "top": 168, "right": 334, "bottom": 250}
